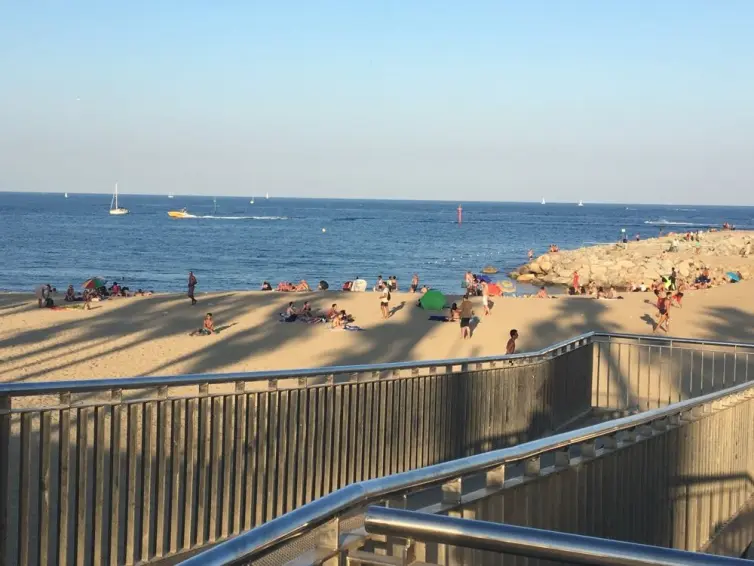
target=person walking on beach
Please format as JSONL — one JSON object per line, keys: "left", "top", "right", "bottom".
{"left": 480, "top": 280, "right": 491, "bottom": 316}
{"left": 654, "top": 291, "right": 670, "bottom": 333}
{"left": 506, "top": 329, "right": 519, "bottom": 354}
{"left": 459, "top": 294, "right": 474, "bottom": 339}
{"left": 379, "top": 285, "right": 391, "bottom": 319}
{"left": 187, "top": 271, "right": 198, "bottom": 305}
{"left": 572, "top": 271, "right": 580, "bottom": 294}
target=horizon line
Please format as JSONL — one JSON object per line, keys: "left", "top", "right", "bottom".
{"left": 1, "top": 189, "right": 753, "bottom": 208}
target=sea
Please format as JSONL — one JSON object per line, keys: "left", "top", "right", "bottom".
{"left": 1, "top": 192, "right": 752, "bottom": 294}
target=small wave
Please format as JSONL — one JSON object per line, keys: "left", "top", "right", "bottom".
{"left": 644, "top": 219, "right": 709, "bottom": 227}
{"left": 673, "top": 208, "right": 697, "bottom": 212}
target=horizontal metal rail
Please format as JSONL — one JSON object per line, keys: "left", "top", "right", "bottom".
{"left": 182, "top": 375, "right": 754, "bottom": 565}
{"left": 0, "top": 334, "right": 594, "bottom": 396}
{"left": 363, "top": 506, "right": 752, "bottom": 566}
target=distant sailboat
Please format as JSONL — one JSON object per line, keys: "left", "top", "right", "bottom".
{"left": 213, "top": 196, "right": 218, "bottom": 215}
{"left": 64, "top": 192, "right": 68, "bottom": 199}
{"left": 265, "top": 192, "right": 269, "bottom": 200}
{"left": 541, "top": 198, "right": 546, "bottom": 205}
{"left": 250, "top": 197, "right": 255, "bottom": 204}
{"left": 109, "top": 183, "right": 129, "bottom": 215}
{"left": 168, "top": 192, "right": 175, "bottom": 199}
{"left": 578, "top": 200, "right": 584, "bottom": 207}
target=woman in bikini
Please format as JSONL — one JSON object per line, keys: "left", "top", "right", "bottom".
{"left": 190, "top": 313, "right": 215, "bottom": 336}
{"left": 654, "top": 292, "right": 670, "bottom": 333}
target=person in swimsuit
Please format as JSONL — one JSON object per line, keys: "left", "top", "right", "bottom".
{"left": 409, "top": 273, "right": 419, "bottom": 293}
{"left": 459, "top": 294, "right": 473, "bottom": 339}
{"left": 506, "top": 329, "right": 519, "bottom": 354}
{"left": 654, "top": 292, "right": 670, "bottom": 333}
{"left": 536, "top": 286, "right": 548, "bottom": 299}
{"left": 447, "top": 302, "right": 460, "bottom": 322}
{"left": 190, "top": 313, "right": 215, "bottom": 336}
{"left": 481, "top": 280, "right": 491, "bottom": 315}
{"left": 380, "top": 286, "right": 391, "bottom": 319}
{"left": 284, "top": 302, "right": 297, "bottom": 322}
{"left": 187, "top": 271, "right": 198, "bottom": 305}
{"left": 326, "top": 303, "right": 339, "bottom": 320}
{"left": 572, "top": 271, "right": 580, "bottom": 294}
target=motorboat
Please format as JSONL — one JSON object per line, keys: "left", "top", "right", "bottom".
{"left": 168, "top": 208, "right": 193, "bottom": 218}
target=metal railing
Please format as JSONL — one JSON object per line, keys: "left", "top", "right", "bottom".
{"left": 1, "top": 332, "right": 753, "bottom": 565}
{"left": 0, "top": 334, "right": 593, "bottom": 566}
{"left": 363, "top": 506, "right": 753, "bottom": 565}
{"left": 183, "top": 368, "right": 754, "bottom": 565}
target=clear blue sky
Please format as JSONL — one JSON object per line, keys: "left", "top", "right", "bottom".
{"left": 1, "top": 1, "right": 753, "bottom": 204}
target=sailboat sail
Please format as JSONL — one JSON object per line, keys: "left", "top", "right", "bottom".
{"left": 109, "top": 183, "right": 129, "bottom": 215}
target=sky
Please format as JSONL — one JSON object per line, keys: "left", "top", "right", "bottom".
{"left": 1, "top": 1, "right": 753, "bottom": 205}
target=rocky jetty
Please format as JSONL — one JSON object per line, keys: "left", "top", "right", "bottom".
{"left": 511, "top": 231, "right": 754, "bottom": 289}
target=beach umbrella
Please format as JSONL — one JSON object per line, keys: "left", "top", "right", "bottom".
{"left": 477, "top": 274, "right": 493, "bottom": 283}
{"left": 727, "top": 272, "right": 741, "bottom": 282}
{"left": 82, "top": 277, "right": 106, "bottom": 290}
{"left": 487, "top": 283, "right": 502, "bottom": 296}
{"left": 419, "top": 290, "right": 447, "bottom": 311}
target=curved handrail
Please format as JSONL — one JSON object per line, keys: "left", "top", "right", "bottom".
{"left": 182, "top": 375, "right": 754, "bottom": 565}
{"left": 0, "top": 332, "right": 594, "bottom": 396}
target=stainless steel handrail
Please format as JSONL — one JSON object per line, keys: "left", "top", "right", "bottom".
{"left": 182, "top": 373, "right": 754, "bottom": 565}
{"left": 0, "top": 332, "right": 593, "bottom": 396}
{"left": 363, "top": 506, "right": 752, "bottom": 565}
{"left": 4, "top": 330, "right": 748, "bottom": 398}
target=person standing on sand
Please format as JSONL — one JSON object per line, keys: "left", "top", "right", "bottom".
{"left": 410, "top": 273, "right": 419, "bottom": 293}
{"left": 188, "top": 271, "right": 198, "bottom": 305}
{"left": 459, "top": 294, "right": 474, "bottom": 339}
{"left": 481, "top": 280, "right": 491, "bottom": 316}
{"left": 379, "top": 285, "right": 391, "bottom": 319}
{"left": 572, "top": 271, "right": 580, "bottom": 294}
{"left": 506, "top": 329, "right": 518, "bottom": 354}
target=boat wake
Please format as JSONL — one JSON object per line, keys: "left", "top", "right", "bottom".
{"left": 644, "top": 219, "right": 709, "bottom": 227}
{"left": 193, "top": 215, "right": 288, "bottom": 220}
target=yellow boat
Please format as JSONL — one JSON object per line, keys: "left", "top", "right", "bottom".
{"left": 167, "top": 208, "right": 193, "bottom": 218}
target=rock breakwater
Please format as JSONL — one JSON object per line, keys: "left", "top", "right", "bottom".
{"left": 511, "top": 231, "right": 754, "bottom": 289}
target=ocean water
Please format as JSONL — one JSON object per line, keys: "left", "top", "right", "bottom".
{"left": 1, "top": 192, "right": 752, "bottom": 294}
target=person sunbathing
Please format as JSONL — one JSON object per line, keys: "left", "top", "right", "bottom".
{"left": 190, "top": 313, "right": 215, "bottom": 336}
{"left": 295, "top": 280, "right": 311, "bottom": 292}
{"left": 64, "top": 285, "right": 77, "bottom": 302}
{"left": 331, "top": 310, "right": 346, "bottom": 329}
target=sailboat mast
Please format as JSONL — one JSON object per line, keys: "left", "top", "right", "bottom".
{"left": 115, "top": 183, "right": 118, "bottom": 209}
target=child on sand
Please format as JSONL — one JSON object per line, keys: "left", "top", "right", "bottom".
{"left": 190, "top": 313, "right": 215, "bottom": 336}
{"left": 506, "top": 329, "right": 519, "bottom": 354}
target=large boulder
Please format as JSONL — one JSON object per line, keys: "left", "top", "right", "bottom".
{"left": 517, "top": 273, "right": 536, "bottom": 282}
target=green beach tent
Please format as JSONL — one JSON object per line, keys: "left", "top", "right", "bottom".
{"left": 419, "top": 289, "right": 446, "bottom": 311}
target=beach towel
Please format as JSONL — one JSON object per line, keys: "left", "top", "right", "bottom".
{"left": 331, "top": 324, "right": 364, "bottom": 332}
{"left": 428, "top": 315, "right": 448, "bottom": 322}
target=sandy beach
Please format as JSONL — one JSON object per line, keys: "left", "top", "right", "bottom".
{"left": 2, "top": 279, "right": 753, "bottom": 384}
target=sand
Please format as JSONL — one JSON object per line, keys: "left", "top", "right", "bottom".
{"left": 2, "top": 280, "right": 753, "bottom": 384}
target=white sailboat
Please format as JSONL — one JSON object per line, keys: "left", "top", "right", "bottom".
{"left": 168, "top": 192, "right": 175, "bottom": 199}
{"left": 578, "top": 200, "right": 584, "bottom": 207}
{"left": 250, "top": 197, "right": 254, "bottom": 204}
{"left": 109, "top": 183, "right": 129, "bottom": 215}
{"left": 265, "top": 192, "right": 269, "bottom": 200}
{"left": 541, "top": 197, "right": 546, "bottom": 205}
{"left": 64, "top": 192, "right": 68, "bottom": 199}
